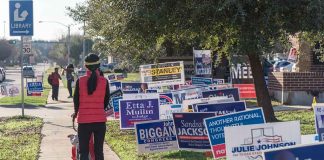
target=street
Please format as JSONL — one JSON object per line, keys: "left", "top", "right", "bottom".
{"left": 1, "top": 63, "right": 49, "bottom": 87}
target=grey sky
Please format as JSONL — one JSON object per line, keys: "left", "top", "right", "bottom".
{"left": 0, "top": 0, "right": 86, "bottom": 40}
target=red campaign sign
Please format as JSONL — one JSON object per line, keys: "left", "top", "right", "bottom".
{"left": 233, "top": 84, "right": 256, "bottom": 99}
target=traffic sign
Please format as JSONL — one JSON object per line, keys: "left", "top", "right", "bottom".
{"left": 9, "top": 0, "right": 33, "bottom": 36}
{"left": 22, "top": 36, "right": 32, "bottom": 54}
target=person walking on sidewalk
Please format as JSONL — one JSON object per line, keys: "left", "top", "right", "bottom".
{"left": 62, "top": 64, "right": 75, "bottom": 98}
{"left": 49, "top": 67, "right": 62, "bottom": 101}
{"left": 72, "top": 54, "right": 110, "bottom": 160}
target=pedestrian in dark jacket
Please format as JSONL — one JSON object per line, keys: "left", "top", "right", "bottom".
{"left": 72, "top": 54, "right": 110, "bottom": 160}
{"left": 49, "top": 67, "right": 62, "bottom": 101}
{"left": 62, "top": 64, "right": 75, "bottom": 98}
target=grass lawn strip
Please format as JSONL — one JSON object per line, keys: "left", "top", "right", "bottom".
{"left": 0, "top": 68, "right": 52, "bottom": 106}
{"left": 0, "top": 116, "right": 43, "bottom": 160}
{"left": 105, "top": 110, "right": 314, "bottom": 160}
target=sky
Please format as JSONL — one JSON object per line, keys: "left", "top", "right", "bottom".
{"left": 0, "top": 0, "right": 86, "bottom": 41}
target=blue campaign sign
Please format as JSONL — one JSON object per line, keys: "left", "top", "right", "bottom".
{"left": 191, "top": 77, "right": 213, "bottom": 85}
{"left": 107, "top": 74, "right": 116, "bottom": 80}
{"left": 135, "top": 120, "right": 178, "bottom": 154}
{"left": 202, "top": 88, "right": 240, "bottom": 101}
{"left": 145, "top": 89, "right": 157, "bottom": 93}
{"left": 27, "top": 82, "right": 43, "bottom": 93}
{"left": 112, "top": 97, "right": 122, "bottom": 119}
{"left": 204, "top": 108, "right": 265, "bottom": 159}
{"left": 119, "top": 98, "right": 160, "bottom": 129}
{"left": 172, "top": 112, "right": 216, "bottom": 151}
{"left": 264, "top": 143, "right": 324, "bottom": 160}
{"left": 9, "top": 0, "right": 33, "bottom": 36}
{"left": 110, "top": 81, "right": 121, "bottom": 90}
{"left": 314, "top": 105, "right": 324, "bottom": 141}
{"left": 159, "top": 93, "right": 173, "bottom": 105}
{"left": 122, "top": 82, "right": 145, "bottom": 92}
{"left": 196, "top": 101, "right": 246, "bottom": 115}
{"left": 123, "top": 90, "right": 139, "bottom": 94}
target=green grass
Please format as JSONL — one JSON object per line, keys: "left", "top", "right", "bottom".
{"left": 105, "top": 110, "right": 315, "bottom": 160}
{"left": 245, "top": 99, "right": 282, "bottom": 107}
{"left": 0, "top": 116, "right": 43, "bottom": 160}
{"left": 0, "top": 69, "right": 52, "bottom": 106}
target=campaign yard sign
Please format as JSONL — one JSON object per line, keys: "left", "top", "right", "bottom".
{"left": 196, "top": 101, "right": 246, "bottom": 115}
{"left": 123, "top": 90, "right": 139, "bottom": 94}
{"left": 191, "top": 77, "right": 213, "bottom": 85}
{"left": 204, "top": 108, "right": 265, "bottom": 159}
{"left": 110, "top": 81, "right": 121, "bottom": 91}
{"left": 224, "top": 121, "right": 301, "bottom": 160}
{"left": 160, "top": 104, "right": 182, "bottom": 120}
{"left": 193, "top": 49, "right": 212, "bottom": 75}
{"left": 27, "top": 82, "right": 43, "bottom": 93}
{"left": 122, "top": 82, "right": 146, "bottom": 93}
{"left": 145, "top": 89, "right": 157, "bottom": 93}
{"left": 314, "top": 104, "right": 324, "bottom": 141}
{"left": 264, "top": 142, "right": 324, "bottom": 160}
{"left": 213, "top": 79, "right": 225, "bottom": 84}
{"left": 112, "top": 97, "right": 122, "bottom": 119}
{"left": 159, "top": 93, "right": 174, "bottom": 105}
{"left": 202, "top": 88, "right": 240, "bottom": 101}
{"left": 108, "top": 74, "right": 116, "bottom": 80}
{"left": 173, "top": 112, "right": 216, "bottom": 151}
{"left": 172, "top": 86, "right": 207, "bottom": 104}
{"left": 135, "top": 120, "right": 178, "bottom": 154}
{"left": 119, "top": 98, "right": 160, "bottom": 129}
{"left": 140, "top": 61, "right": 185, "bottom": 87}
{"left": 123, "top": 93, "right": 159, "bottom": 100}
{"left": 233, "top": 84, "right": 256, "bottom": 99}
{"left": 182, "top": 96, "right": 233, "bottom": 112}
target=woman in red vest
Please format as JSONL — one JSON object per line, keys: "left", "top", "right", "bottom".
{"left": 72, "top": 54, "right": 109, "bottom": 160}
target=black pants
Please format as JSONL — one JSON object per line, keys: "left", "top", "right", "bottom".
{"left": 67, "top": 80, "right": 73, "bottom": 97}
{"left": 52, "top": 85, "right": 59, "bottom": 100}
{"left": 78, "top": 122, "right": 106, "bottom": 160}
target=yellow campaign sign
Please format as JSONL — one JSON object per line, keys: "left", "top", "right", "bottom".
{"left": 142, "top": 66, "right": 182, "bottom": 76}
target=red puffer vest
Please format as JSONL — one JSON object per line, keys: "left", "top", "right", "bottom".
{"left": 77, "top": 70, "right": 107, "bottom": 123}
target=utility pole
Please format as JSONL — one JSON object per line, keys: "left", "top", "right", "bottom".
{"left": 67, "top": 25, "right": 71, "bottom": 64}
{"left": 82, "top": 20, "right": 86, "bottom": 68}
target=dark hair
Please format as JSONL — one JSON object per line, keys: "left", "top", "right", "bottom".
{"left": 85, "top": 54, "right": 100, "bottom": 95}
{"left": 67, "top": 64, "right": 74, "bottom": 69}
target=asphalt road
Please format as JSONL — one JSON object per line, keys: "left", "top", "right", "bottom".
{"left": 1, "top": 63, "right": 50, "bottom": 87}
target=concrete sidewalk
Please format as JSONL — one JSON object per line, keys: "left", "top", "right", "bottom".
{"left": 39, "top": 82, "right": 120, "bottom": 160}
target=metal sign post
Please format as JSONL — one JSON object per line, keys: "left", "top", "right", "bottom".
{"left": 9, "top": 0, "right": 33, "bottom": 116}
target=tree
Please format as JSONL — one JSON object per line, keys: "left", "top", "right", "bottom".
{"left": 68, "top": 0, "right": 324, "bottom": 122}
{"left": 0, "top": 40, "right": 17, "bottom": 61}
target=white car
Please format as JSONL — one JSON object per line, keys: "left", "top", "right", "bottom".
{"left": 273, "top": 60, "right": 296, "bottom": 72}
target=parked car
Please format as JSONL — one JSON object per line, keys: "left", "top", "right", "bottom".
{"left": 0, "top": 67, "right": 5, "bottom": 82}
{"left": 273, "top": 60, "right": 295, "bottom": 72}
{"left": 22, "top": 66, "right": 35, "bottom": 78}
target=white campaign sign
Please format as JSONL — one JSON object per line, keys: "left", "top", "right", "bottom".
{"left": 159, "top": 104, "right": 182, "bottom": 120}
{"left": 123, "top": 93, "right": 159, "bottom": 100}
{"left": 182, "top": 96, "right": 234, "bottom": 112}
{"left": 224, "top": 121, "right": 301, "bottom": 160}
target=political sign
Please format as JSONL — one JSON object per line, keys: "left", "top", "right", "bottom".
{"left": 116, "top": 74, "right": 124, "bottom": 80}
{"left": 135, "top": 120, "right": 178, "bottom": 154}
{"left": 172, "top": 86, "right": 207, "bottom": 104}
{"left": 119, "top": 98, "right": 160, "bottom": 129}
{"left": 204, "top": 108, "right": 265, "bottom": 159}
{"left": 193, "top": 49, "right": 212, "bottom": 75}
{"left": 122, "top": 82, "right": 147, "bottom": 93}
{"left": 202, "top": 88, "right": 240, "bottom": 101}
{"left": 27, "top": 82, "right": 43, "bottom": 93}
{"left": 191, "top": 77, "right": 213, "bottom": 85}
{"left": 160, "top": 104, "right": 182, "bottom": 120}
{"left": 110, "top": 81, "right": 121, "bottom": 91}
{"left": 173, "top": 112, "right": 216, "bottom": 151}
{"left": 123, "top": 90, "right": 139, "bottom": 94}
{"left": 159, "top": 93, "right": 174, "bottom": 105}
{"left": 196, "top": 101, "right": 246, "bottom": 115}
{"left": 264, "top": 142, "right": 324, "bottom": 160}
{"left": 314, "top": 104, "right": 324, "bottom": 141}
{"left": 108, "top": 74, "right": 116, "bottom": 80}
{"left": 123, "top": 93, "right": 159, "bottom": 100}
{"left": 182, "top": 96, "right": 233, "bottom": 112}
{"left": 9, "top": 0, "right": 34, "bottom": 36}
{"left": 140, "top": 61, "right": 185, "bottom": 87}
{"left": 0, "top": 84, "right": 19, "bottom": 97}
{"left": 145, "top": 89, "right": 157, "bottom": 93}
{"left": 112, "top": 97, "right": 122, "bottom": 119}
{"left": 233, "top": 84, "right": 256, "bottom": 99}
{"left": 213, "top": 79, "right": 225, "bottom": 84}
{"left": 288, "top": 47, "right": 298, "bottom": 63}
{"left": 224, "top": 121, "right": 301, "bottom": 160}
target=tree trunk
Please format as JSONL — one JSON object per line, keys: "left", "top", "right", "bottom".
{"left": 248, "top": 53, "right": 277, "bottom": 122}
